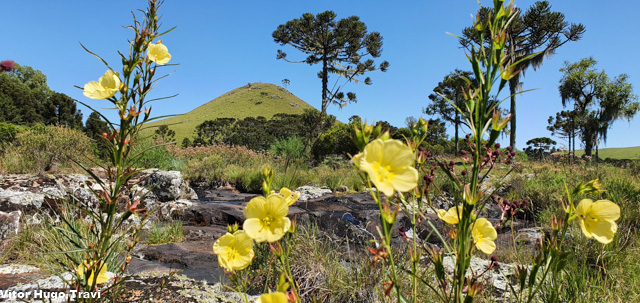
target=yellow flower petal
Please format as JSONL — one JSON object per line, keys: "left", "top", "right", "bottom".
{"left": 584, "top": 217, "right": 617, "bottom": 244}
{"left": 576, "top": 199, "right": 593, "bottom": 217}
{"left": 212, "top": 230, "right": 255, "bottom": 271}
{"left": 148, "top": 41, "right": 171, "bottom": 65}
{"left": 278, "top": 187, "right": 300, "bottom": 206}
{"left": 589, "top": 200, "right": 620, "bottom": 221}
{"left": 475, "top": 238, "right": 497, "bottom": 255}
{"left": 472, "top": 218, "right": 497, "bottom": 254}
{"left": 83, "top": 70, "right": 120, "bottom": 99}
{"left": 358, "top": 139, "right": 418, "bottom": 196}
{"left": 77, "top": 260, "right": 109, "bottom": 285}
{"left": 256, "top": 292, "right": 288, "bottom": 303}
{"left": 244, "top": 196, "right": 267, "bottom": 219}
{"left": 437, "top": 205, "right": 463, "bottom": 225}
{"left": 575, "top": 199, "right": 620, "bottom": 244}
{"left": 243, "top": 195, "right": 290, "bottom": 243}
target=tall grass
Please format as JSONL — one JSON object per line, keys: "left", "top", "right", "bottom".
{"left": 177, "top": 144, "right": 362, "bottom": 192}
{"left": 0, "top": 125, "right": 95, "bottom": 174}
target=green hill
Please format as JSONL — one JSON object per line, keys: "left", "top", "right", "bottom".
{"left": 574, "top": 146, "right": 640, "bottom": 160}
{"left": 144, "top": 82, "right": 316, "bottom": 143}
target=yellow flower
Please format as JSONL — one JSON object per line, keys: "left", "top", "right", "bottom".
{"left": 256, "top": 292, "right": 288, "bottom": 303}
{"left": 83, "top": 70, "right": 121, "bottom": 99}
{"left": 147, "top": 41, "right": 171, "bottom": 65}
{"left": 243, "top": 194, "right": 291, "bottom": 243}
{"left": 278, "top": 187, "right": 300, "bottom": 206}
{"left": 212, "top": 230, "right": 255, "bottom": 271}
{"left": 575, "top": 199, "right": 620, "bottom": 244}
{"left": 437, "top": 205, "right": 464, "bottom": 225}
{"left": 356, "top": 139, "right": 419, "bottom": 196}
{"left": 76, "top": 260, "right": 109, "bottom": 285}
{"left": 472, "top": 218, "right": 497, "bottom": 254}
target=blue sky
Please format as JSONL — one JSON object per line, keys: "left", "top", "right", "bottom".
{"left": 2, "top": 0, "right": 639, "bottom": 150}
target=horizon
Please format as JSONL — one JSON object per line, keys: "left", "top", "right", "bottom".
{"left": 2, "top": 0, "right": 639, "bottom": 150}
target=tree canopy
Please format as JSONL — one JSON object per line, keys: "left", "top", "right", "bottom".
{"left": 426, "top": 70, "right": 474, "bottom": 154}
{"left": 0, "top": 63, "right": 83, "bottom": 128}
{"left": 462, "top": 1, "right": 585, "bottom": 149}
{"left": 558, "top": 57, "right": 639, "bottom": 156}
{"left": 273, "top": 10, "right": 389, "bottom": 155}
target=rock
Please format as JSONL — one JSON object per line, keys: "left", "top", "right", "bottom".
{"left": 294, "top": 186, "right": 333, "bottom": 201}
{"left": 181, "top": 202, "right": 245, "bottom": 226}
{"left": 143, "top": 170, "right": 198, "bottom": 202}
{"left": 442, "top": 255, "right": 521, "bottom": 295}
{"left": 0, "top": 210, "right": 21, "bottom": 240}
{"left": 156, "top": 199, "right": 195, "bottom": 221}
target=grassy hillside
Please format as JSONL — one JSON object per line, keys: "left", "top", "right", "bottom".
{"left": 574, "top": 146, "right": 640, "bottom": 159}
{"left": 144, "top": 83, "right": 316, "bottom": 144}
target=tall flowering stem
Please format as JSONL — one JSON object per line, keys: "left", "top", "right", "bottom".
{"left": 45, "top": 0, "right": 177, "bottom": 300}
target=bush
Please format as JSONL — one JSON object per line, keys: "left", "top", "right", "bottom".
{"left": 131, "top": 137, "right": 185, "bottom": 171}
{"left": 0, "top": 122, "right": 19, "bottom": 144}
{"left": 269, "top": 136, "right": 305, "bottom": 160}
{"left": 0, "top": 125, "right": 94, "bottom": 174}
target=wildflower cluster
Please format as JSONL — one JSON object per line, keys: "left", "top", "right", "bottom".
{"left": 346, "top": 1, "right": 623, "bottom": 302}
{"left": 40, "top": 0, "right": 177, "bottom": 301}
{"left": 212, "top": 168, "right": 300, "bottom": 302}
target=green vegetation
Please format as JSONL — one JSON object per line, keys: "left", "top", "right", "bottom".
{"left": 178, "top": 144, "right": 362, "bottom": 192}
{"left": 558, "top": 57, "right": 639, "bottom": 157}
{"left": 143, "top": 83, "right": 315, "bottom": 144}
{"left": 461, "top": 0, "right": 585, "bottom": 150}
{"left": 0, "top": 125, "right": 95, "bottom": 174}
{"left": 0, "top": 63, "right": 83, "bottom": 128}
{"left": 145, "top": 221, "right": 184, "bottom": 245}
{"left": 574, "top": 146, "right": 640, "bottom": 160}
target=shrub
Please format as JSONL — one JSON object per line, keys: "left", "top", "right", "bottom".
{"left": 131, "top": 137, "right": 185, "bottom": 171}
{"left": 0, "top": 122, "right": 19, "bottom": 144}
{"left": 269, "top": 135, "right": 305, "bottom": 160}
{"left": 0, "top": 125, "right": 94, "bottom": 174}
{"left": 145, "top": 221, "right": 184, "bottom": 245}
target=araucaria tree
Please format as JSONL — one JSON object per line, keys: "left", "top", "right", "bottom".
{"left": 273, "top": 11, "right": 389, "bottom": 143}
{"left": 462, "top": 1, "right": 585, "bottom": 150}
{"left": 426, "top": 70, "right": 474, "bottom": 154}
{"left": 559, "top": 57, "right": 639, "bottom": 157}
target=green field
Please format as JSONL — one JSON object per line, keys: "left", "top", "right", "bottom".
{"left": 143, "top": 82, "right": 316, "bottom": 143}
{"left": 574, "top": 146, "right": 640, "bottom": 159}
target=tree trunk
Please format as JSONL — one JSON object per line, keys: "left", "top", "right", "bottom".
{"left": 509, "top": 80, "right": 517, "bottom": 150}
{"left": 454, "top": 112, "right": 460, "bottom": 155}
{"left": 595, "top": 140, "right": 599, "bottom": 168}
{"left": 584, "top": 139, "right": 593, "bottom": 157}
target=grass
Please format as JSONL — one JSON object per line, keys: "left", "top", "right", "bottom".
{"left": 145, "top": 221, "right": 184, "bottom": 245}
{"left": 175, "top": 143, "right": 364, "bottom": 193}
{"left": 573, "top": 146, "right": 640, "bottom": 160}
{"left": 142, "top": 83, "right": 316, "bottom": 144}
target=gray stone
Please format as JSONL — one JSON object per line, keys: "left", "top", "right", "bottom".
{"left": 295, "top": 185, "right": 333, "bottom": 201}
{"left": 143, "top": 170, "right": 198, "bottom": 202}
{"left": 0, "top": 210, "right": 21, "bottom": 240}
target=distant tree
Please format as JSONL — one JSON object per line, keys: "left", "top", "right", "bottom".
{"left": 281, "top": 78, "right": 290, "bottom": 89}
{"left": 181, "top": 137, "right": 192, "bottom": 148}
{"left": 273, "top": 10, "right": 389, "bottom": 161}
{"left": 426, "top": 70, "right": 474, "bottom": 154}
{"left": 525, "top": 137, "right": 556, "bottom": 159}
{"left": 84, "top": 112, "right": 108, "bottom": 139}
{"left": 547, "top": 110, "right": 579, "bottom": 159}
{"left": 42, "top": 92, "right": 83, "bottom": 129}
{"left": 462, "top": 1, "right": 585, "bottom": 150}
{"left": 154, "top": 125, "right": 176, "bottom": 142}
{"left": 0, "top": 63, "right": 83, "bottom": 127}
{"left": 559, "top": 57, "right": 639, "bottom": 157}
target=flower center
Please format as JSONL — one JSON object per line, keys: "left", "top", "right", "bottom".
{"left": 226, "top": 247, "right": 239, "bottom": 261}
{"left": 261, "top": 215, "right": 274, "bottom": 229}
{"left": 373, "top": 163, "right": 394, "bottom": 182}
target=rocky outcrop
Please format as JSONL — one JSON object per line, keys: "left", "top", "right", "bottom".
{"left": 143, "top": 170, "right": 198, "bottom": 202}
